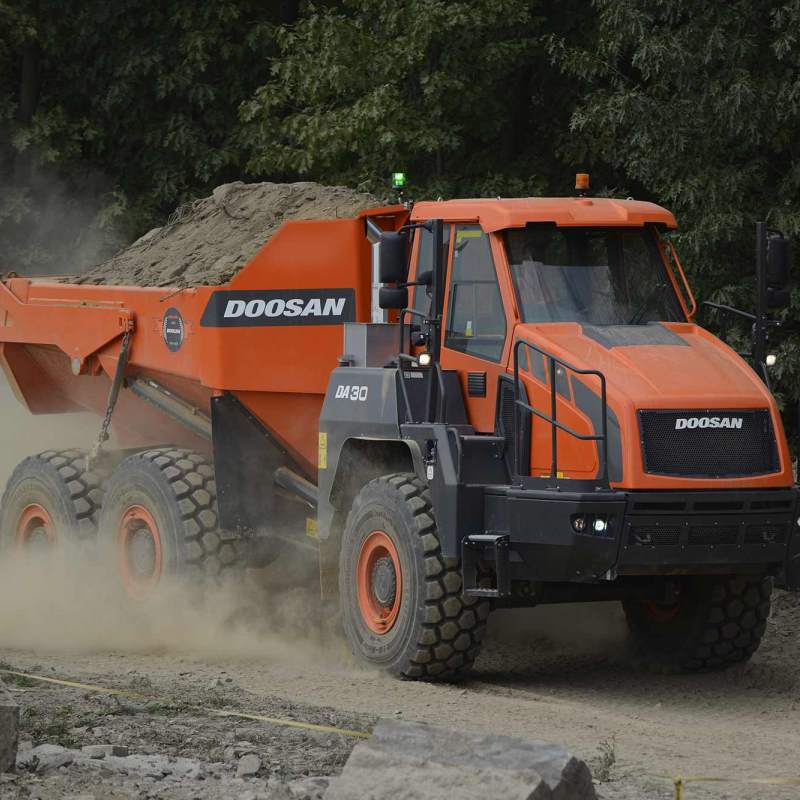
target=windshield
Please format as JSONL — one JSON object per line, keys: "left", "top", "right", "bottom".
{"left": 504, "top": 225, "right": 684, "bottom": 325}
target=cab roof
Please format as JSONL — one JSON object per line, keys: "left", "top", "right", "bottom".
{"left": 409, "top": 196, "right": 677, "bottom": 232}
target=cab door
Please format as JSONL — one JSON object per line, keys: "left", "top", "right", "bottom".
{"left": 439, "top": 224, "right": 513, "bottom": 432}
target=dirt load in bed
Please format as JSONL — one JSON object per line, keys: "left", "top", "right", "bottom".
{"left": 78, "top": 181, "right": 380, "bottom": 287}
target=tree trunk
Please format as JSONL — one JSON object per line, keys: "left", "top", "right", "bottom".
{"left": 17, "top": 40, "right": 41, "bottom": 125}
{"left": 13, "top": 2, "right": 41, "bottom": 185}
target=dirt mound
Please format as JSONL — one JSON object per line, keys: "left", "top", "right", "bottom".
{"left": 78, "top": 182, "right": 381, "bottom": 287}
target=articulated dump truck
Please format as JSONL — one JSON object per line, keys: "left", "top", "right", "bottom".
{"left": 1, "top": 180, "right": 798, "bottom": 679}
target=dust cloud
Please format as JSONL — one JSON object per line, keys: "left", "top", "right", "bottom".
{"left": 0, "top": 168, "right": 126, "bottom": 277}
{"left": 0, "top": 374, "right": 337, "bottom": 666}
{"left": 0, "top": 377, "right": 98, "bottom": 488}
{"left": 488, "top": 603, "right": 629, "bottom": 653}
{"left": 0, "top": 548, "right": 334, "bottom": 666}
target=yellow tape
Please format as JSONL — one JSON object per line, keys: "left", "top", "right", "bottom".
{"left": 0, "top": 669, "right": 145, "bottom": 700}
{"left": 660, "top": 774, "right": 800, "bottom": 800}
{"left": 0, "top": 669, "right": 370, "bottom": 739}
{"left": 211, "top": 710, "right": 370, "bottom": 739}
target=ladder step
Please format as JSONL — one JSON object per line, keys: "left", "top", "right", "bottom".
{"left": 461, "top": 534, "right": 511, "bottom": 598}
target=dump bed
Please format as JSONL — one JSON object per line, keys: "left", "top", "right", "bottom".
{"left": 0, "top": 207, "right": 406, "bottom": 477}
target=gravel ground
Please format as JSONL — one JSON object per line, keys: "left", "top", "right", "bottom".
{"left": 1, "top": 587, "right": 799, "bottom": 800}
{"left": 0, "top": 667, "right": 372, "bottom": 800}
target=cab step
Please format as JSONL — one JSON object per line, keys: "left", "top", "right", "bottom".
{"left": 461, "top": 533, "right": 511, "bottom": 598}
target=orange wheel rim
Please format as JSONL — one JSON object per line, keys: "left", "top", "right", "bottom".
{"left": 645, "top": 598, "right": 682, "bottom": 623}
{"left": 15, "top": 504, "right": 57, "bottom": 551}
{"left": 357, "top": 530, "right": 402, "bottom": 634}
{"left": 118, "top": 505, "right": 163, "bottom": 599}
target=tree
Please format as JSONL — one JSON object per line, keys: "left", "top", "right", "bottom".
{"left": 0, "top": 1, "right": 283, "bottom": 273}
{"left": 241, "top": 0, "right": 588, "bottom": 200}
{"left": 551, "top": 0, "right": 800, "bottom": 412}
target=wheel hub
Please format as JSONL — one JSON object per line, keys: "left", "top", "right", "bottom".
{"left": 371, "top": 556, "right": 397, "bottom": 607}
{"left": 356, "top": 530, "right": 403, "bottom": 635}
{"left": 118, "top": 505, "right": 163, "bottom": 599}
{"left": 15, "top": 504, "right": 57, "bottom": 553}
{"left": 127, "top": 528, "right": 157, "bottom": 579}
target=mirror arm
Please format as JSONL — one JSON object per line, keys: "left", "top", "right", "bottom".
{"left": 399, "top": 221, "right": 433, "bottom": 234}
{"left": 702, "top": 301, "right": 756, "bottom": 322}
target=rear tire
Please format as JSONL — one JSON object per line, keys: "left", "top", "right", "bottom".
{"left": 623, "top": 575, "right": 772, "bottom": 672}
{"left": 98, "top": 447, "right": 242, "bottom": 598}
{"left": 0, "top": 450, "right": 103, "bottom": 553}
{"left": 339, "top": 473, "right": 490, "bottom": 680}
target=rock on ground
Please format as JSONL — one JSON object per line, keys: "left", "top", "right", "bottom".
{"left": 325, "top": 719, "right": 597, "bottom": 800}
{"left": 77, "top": 181, "right": 381, "bottom": 287}
{"left": 0, "top": 682, "right": 18, "bottom": 772}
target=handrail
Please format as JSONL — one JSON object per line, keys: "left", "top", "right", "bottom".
{"left": 667, "top": 241, "right": 697, "bottom": 320}
{"left": 513, "top": 339, "right": 609, "bottom": 486}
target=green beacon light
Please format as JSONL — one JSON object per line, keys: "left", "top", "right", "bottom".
{"left": 392, "top": 172, "right": 406, "bottom": 190}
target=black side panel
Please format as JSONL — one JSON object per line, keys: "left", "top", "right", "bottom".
{"left": 497, "top": 375, "right": 530, "bottom": 477}
{"left": 318, "top": 367, "right": 413, "bottom": 539}
{"left": 211, "top": 393, "right": 301, "bottom": 534}
{"left": 572, "top": 378, "right": 623, "bottom": 483}
{"left": 397, "top": 368, "right": 468, "bottom": 425}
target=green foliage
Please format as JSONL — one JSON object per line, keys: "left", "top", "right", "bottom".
{"left": 241, "top": 0, "right": 586, "bottom": 199}
{"left": 0, "top": 1, "right": 283, "bottom": 272}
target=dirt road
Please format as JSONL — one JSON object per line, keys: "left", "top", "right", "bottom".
{"left": 2, "top": 588, "right": 799, "bottom": 800}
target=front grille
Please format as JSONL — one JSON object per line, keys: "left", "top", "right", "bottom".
{"left": 629, "top": 525, "right": 681, "bottom": 546}
{"left": 639, "top": 409, "right": 779, "bottom": 478}
{"left": 688, "top": 525, "right": 738, "bottom": 545}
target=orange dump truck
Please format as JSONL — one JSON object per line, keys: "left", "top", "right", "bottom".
{"left": 1, "top": 182, "right": 797, "bottom": 679}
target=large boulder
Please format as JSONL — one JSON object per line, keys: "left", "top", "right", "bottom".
{"left": 0, "top": 682, "right": 18, "bottom": 772}
{"left": 325, "top": 719, "right": 596, "bottom": 800}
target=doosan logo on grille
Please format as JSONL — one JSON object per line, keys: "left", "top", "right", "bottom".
{"left": 674, "top": 416, "right": 744, "bottom": 430}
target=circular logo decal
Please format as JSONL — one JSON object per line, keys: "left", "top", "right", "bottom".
{"left": 162, "top": 307, "right": 185, "bottom": 352}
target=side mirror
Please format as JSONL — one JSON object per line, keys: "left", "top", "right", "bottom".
{"left": 378, "top": 232, "right": 407, "bottom": 284}
{"left": 766, "top": 235, "right": 792, "bottom": 309}
{"left": 416, "top": 269, "right": 433, "bottom": 287}
{"left": 379, "top": 286, "right": 408, "bottom": 309}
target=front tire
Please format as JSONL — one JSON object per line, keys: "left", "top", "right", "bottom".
{"left": 98, "top": 447, "right": 242, "bottom": 599}
{"left": 339, "top": 473, "right": 490, "bottom": 680}
{"left": 623, "top": 575, "right": 772, "bottom": 672}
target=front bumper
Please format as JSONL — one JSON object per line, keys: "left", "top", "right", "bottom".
{"left": 481, "top": 486, "right": 800, "bottom": 586}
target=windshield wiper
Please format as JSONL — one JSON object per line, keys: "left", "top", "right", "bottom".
{"left": 628, "top": 283, "right": 668, "bottom": 325}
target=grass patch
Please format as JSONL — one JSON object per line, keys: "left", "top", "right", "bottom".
{"left": 591, "top": 736, "right": 617, "bottom": 782}
{"left": 21, "top": 706, "right": 77, "bottom": 748}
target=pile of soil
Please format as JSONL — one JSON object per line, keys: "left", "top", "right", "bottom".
{"left": 78, "top": 182, "right": 381, "bottom": 287}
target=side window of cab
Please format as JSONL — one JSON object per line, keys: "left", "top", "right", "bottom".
{"left": 444, "top": 225, "right": 506, "bottom": 362}
{"left": 412, "top": 224, "right": 451, "bottom": 318}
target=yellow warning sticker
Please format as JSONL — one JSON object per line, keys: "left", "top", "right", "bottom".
{"left": 306, "top": 518, "right": 318, "bottom": 539}
{"left": 318, "top": 432, "right": 328, "bottom": 469}
{"left": 455, "top": 228, "right": 483, "bottom": 242}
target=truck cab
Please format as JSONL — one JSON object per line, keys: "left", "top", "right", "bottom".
{"left": 318, "top": 191, "right": 799, "bottom": 679}
{"left": 404, "top": 198, "right": 791, "bottom": 491}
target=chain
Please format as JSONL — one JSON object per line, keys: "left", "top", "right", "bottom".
{"left": 87, "top": 328, "right": 133, "bottom": 468}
